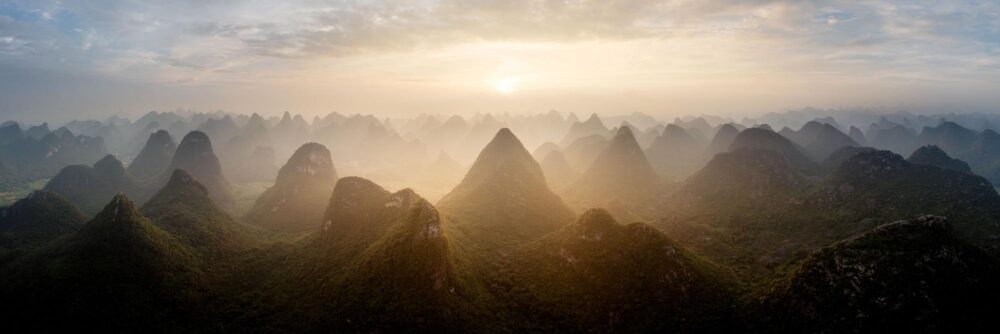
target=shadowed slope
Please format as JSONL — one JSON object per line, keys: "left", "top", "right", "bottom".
{"left": 0, "top": 194, "right": 205, "bottom": 332}
{"left": 0, "top": 191, "right": 87, "bottom": 248}
{"left": 499, "top": 209, "right": 736, "bottom": 332}
{"left": 758, "top": 216, "right": 1000, "bottom": 333}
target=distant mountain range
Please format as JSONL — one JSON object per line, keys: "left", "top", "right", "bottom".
{"left": 4, "top": 109, "right": 1000, "bottom": 332}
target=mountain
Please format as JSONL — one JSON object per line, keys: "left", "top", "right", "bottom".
{"left": 128, "top": 130, "right": 176, "bottom": 181}
{"left": 907, "top": 145, "right": 972, "bottom": 173}
{"left": 561, "top": 134, "right": 609, "bottom": 171}
{"left": 460, "top": 114, "right": 507, "bottom": 161}
{"left": 0, "top": 194, "right": 206, "bottom": 332}
{"left": 559, "top": 113, "right": 608, "bottom": 146}
{"left": 778, "top": 121, "right": 858, "bottom": 161}
{"left": 848, "top": 126, "right": 869, "bottom": 146}
{"left": 0, "top": 191, "right": 87, "bottom": 248}
{"left": 161, "top": 131, "right": 235, "bottom": 212}
{"left": 24, "top": 123, "right": 50, "bottom": 139}
{"left": 219, "top": 118, "right": 274, "bottom": 181}
{"left": 438, "top": 128, "right": 575, "bottom": 252}
{"left": 245, "top": 143, "right": 338, "bottom": 234}
{"left": 728, "top": 128, "right": 819, "bottom": 175}
{"left": 672, "top": 147, "right": 808, "bottom": 211}
{"left": 416, "top": 151, "right": 466, "bottom": 202}
{"left": 539, "top": 150, "right": 577, "bottom": 190}
{"left": 968, "top": 129, "right": 1000, "bottom": 184}
{"left": 197, "top": 115, "right": 240, "bottom": 145}
{"left": 565, "top": 127, "right": 661, "bottom": 213}
{"left": 142, "top": 170, "right": 252, "bottom": 258}
{"left": 917, "top": 121, "right": 978, "bottom": 157}
{"left": 43, "top": 154, "right": 143, "bottom": 214}
{"left": 802, "top": 123, "right": 859, "bottom": 161}
{"left": 705, "top": 123, "right": 740, "bottom": 158}
{"left": 0, "top": 127, "right": 108, "bottom": 179}
{"left": 815, "top": 149, "right": 1000, "bottom": 248}
{"left": 758, "top": 216, "right": 1000, "bottom": 333}
{"left": 869, "top": 124, "right": 918, "bottom": 155}
{"left": 778, "top": 121, "right": 823, "bottom": 146}
{"left": 644, "top": 124, "right": 706, "bottom": 180}
{"left": 531, "top": 142, "right": 559, "bottom": 161}
{"left": 230, "top": 145, "right": 279, "bottom": 182}
{"left": 317, "top": 183, "right": 474, "bottom": 332}
{"left": 819, "top": 146, "right": 876, "bottom": 174}
{"left": 498, "top": 209, "right": 736, "bottom": 332}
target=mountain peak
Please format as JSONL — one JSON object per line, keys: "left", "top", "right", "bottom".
{"left": 730, "top": 127, "right": 818, "bottom": 174}
{"left": 164, "top": 169, "right": 207, "bottom": 194}
{"left": 907, "top": 145, "right": 972, "bottom": 173}
{"left": 245, "top": 143, "right": 338, "bottom": 234}
{"left": 575, "top": 208, "right": 618, "bottom": 230}
{"left": 93, "top": 154, "right": 126, "bottom": 179}
{"left": 128, "top": 130, "right": 176, "bottom": 180}
{"left": 438, "top": 128, "right": 574, "bottom": 250}
{"left": 275, "top": 142, "right": 337, "bottom": 184}
{"left": 492, "top": 127, "right": 518, "bottom": 145}
{"left": 565, "top": 119, "right": 659, "bottom": 213}
{"left": 165, "top": 130, "right": 234, "bottom": 212}
{"left": 179, "top": 130, "right": 212, "bottom": 149}
{"left": 93, "top": 193, "right": 142, "bottom": 225}
{"left": 613, "top": 124, "right": 635, "bottom": 139}
{"left": 585, "top": 113, "right": 602, "bottom": 124}
{"left": 0, "top": 190, "right": 87, "bottom": 246}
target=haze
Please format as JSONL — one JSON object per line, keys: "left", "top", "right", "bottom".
{"left": 2, "top": 0, "right": 999, "bottom": 123}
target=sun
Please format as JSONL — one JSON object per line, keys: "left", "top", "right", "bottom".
{"left": 494, "top": 77, "right": 518, "bottom": 94}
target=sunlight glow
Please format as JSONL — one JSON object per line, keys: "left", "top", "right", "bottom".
{"left": 494, "top": 78, "right": 518, "bottom": 94}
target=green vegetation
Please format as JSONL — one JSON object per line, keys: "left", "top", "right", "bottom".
{"left": 3, "top": 125, "right": 1000, "bottom": 332}
{"left": 496, "top": 209, "right": 738, "bottom": 332}
{"left": 0, "top": 178, "right": 47, "bottom": 206}
{"left": 754, "top": 216, "right": 1000, "bottom": 333}
{"left": 0, "top": 190, "right": 87, "bottom": 250}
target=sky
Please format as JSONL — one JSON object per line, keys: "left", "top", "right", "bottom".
{"left": 1, "top": 0, "right": 999, "bottom": 123}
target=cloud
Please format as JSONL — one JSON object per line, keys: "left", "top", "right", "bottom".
{"left": 0, "top": 0, "right": 998, "bottom": 121}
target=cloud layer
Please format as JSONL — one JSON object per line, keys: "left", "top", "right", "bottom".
{"left": 1, "top": 0, "right": 998, "bottom": 121}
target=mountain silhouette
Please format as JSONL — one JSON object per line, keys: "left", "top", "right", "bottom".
{"left": 561, "top": 134, "right": 609, "bottom": 171}
{"left": 142, "top": 169, "right": 252, "bottom": 258}
{"left": 848, "top": 126, "right": 869, "bottom": 146}
{"left": 499, "top": 208, "right": 736, "bottom": 332}
{"left": 0, "top": 190, "right": 87, "bottom": 247}
{"left": 560, "top": 113, "right": 608, "bottom": 146}
{"left": 645, "top": 124, "right": 706, "bottom": 180}
{"left": 0, "top": 194, "right": 205, "bottom": 332}
{"left": 705, "top": 123, "right": 740, "bottom": 159}
{"left": 438, "top": 128, "right": 575, "bottom": 252}
{"left": 565, "top": 126, "right": 660, "bottom": 214}
{"left": 907, "top": 145, "right": 972, "bottom": 173}
{"left": 43, "top": 154, "right": 143, "bottom": 214}
{"left": 729, "top": 128, "right": 819, "bottom": 175}
{"left": 868, "top": 124, "right": 918, "bottom": 155}
{"left": 820, "top": 146, "right": 877, "bottom": 174}
{"left": 161, "top": 131, "right": 235, "bottom": 212}
{"left": 245, "top": 143, "right": 338, "bottom": 234}
{"left": 128, "top": 130, "right": 176, "bottom": 181}
{"left": 917, "top": 121, "right": 978, "bottom": 158}
{"left": 539, "top": 150, "right": 577, "bottom": 190}
{"left": 675, "top": 147, "right": 808, "bottom": 210}
{"left": 802, "top": 123, "right": 859, "bottom": 161}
